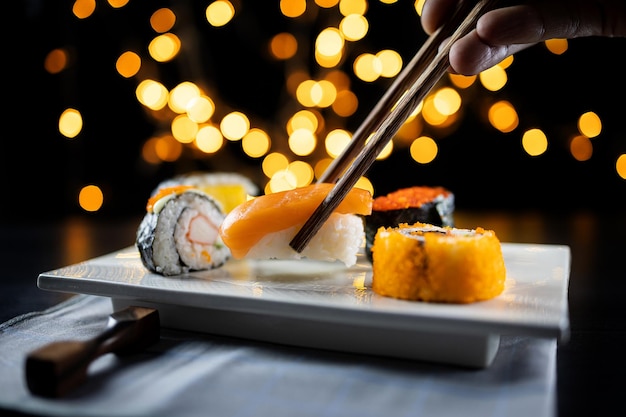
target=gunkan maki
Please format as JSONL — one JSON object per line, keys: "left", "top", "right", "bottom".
{"left": 364, "top": 186, "right": 455, "bottom": 262}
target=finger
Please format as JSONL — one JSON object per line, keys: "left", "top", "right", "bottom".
{"left": 448, "top": 30, "right": 533, "bottom": 75}
{"left": 476, "top": 1, "right": 626, "bottom": 46}
{"left": 421, "top": 0, "right": 460, "bottom": 35}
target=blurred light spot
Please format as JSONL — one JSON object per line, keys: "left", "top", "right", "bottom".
{"left": 195, "top": 125, "right": 223, "bottom": 153}
{"left": 316, "top": 28, "right": 344, "bottom": 57}
{"left": 268, "top": 169, "right": 298, "bottom": 193}
{"left": 498, "top": 55, "right": 514, "bottom": 69}
{"left": 44, "top": 49, "right": 69, "bottom": 74}
{"left": 410, "top": 136, "right": 438, "bottom": 164}
{"left": 545, "top": 38, "right": 568, "bottom": 55}
{"left": 296, "top": 80, "right": 317, "bottom": 107}
{"left": 316, "top": 49, "right": 343, "bottom": 68}
{"left": 288, "top": 110, "right": 319, "bottom": 134}
{"left": 73, "top": 0, "right": 96, "bottom": 19}
{"left": 377, "top": 49, "right": 402, "bottom": 78}
{"left": 522, "top": 128, "right": 548, "bottom": 156}
{"left": 169, "top": 82, "right": 201, "bottom": 114}
{"left": 148, "top": 33, "right": 181, "bottom": 62}
{"left": 206, "top": 0, "right": 235, "bottom": 26}
{"left": 288, "top": 160, "right": 314, "bottom": 186}
{"left": 136, "top": 79, "right": 168, "bottom": 110}
{"left": 270, "top": 32, "right": 298, "bottom": 60}
{"left": 488, "top": 100, "right": 519, "bottom": 133}
{"left": 314, "top": 158, "right": 333, "bottom": 179}
{"left": 340, "top": 14, "right": 368, "bottom": 41}
{"left": 242, "top": 128, "right": 271, "bottom": 158}
{"left": 296, "top": 80, "right": 337, "bottom": 107}
{"left": 59, "top": 108, "right": 83, "bottom": 139}
{"left": 354, "top": 53, "right": 381, "bottom": 82}
{"left": 78, "top": 185, "right": 103, "bottom": 212}
{"left": 616, "top": 154, "right": 626, "bottom": 180}
{"left": 316, "top": 80, "right": 337, "bottom": 107}
{"left": 396, "top": 117, "right": 423, "bottom": 145}
{"left": 432, "top": 87, "right": 461, "bottom": 116}
{"left": 376, "top": 139, "right": 393, "bottom": 160}
{"left": 116, "top": 51, "right": 141, "bottom": 78}
{"left": 332, "top": 90, "right": 358, "bottom": 116}
{"left": 142, "top": 134, "right": 183, "bottom": 163}
{"left": 325, "top": 129, "right": 352, "bottom": 158}
{"left": 355, "top": 176, "right": 373, "bottom": 194}
{"left": 186, "top": 96, "right": 215, "bottom": 123}
{"left": 339, "top": 0, "right": 367, "bottom": 16}
{"left": 324, "top": 70, "right": 351, "bottom": 90}
{"left": 578, "top": 111, "right": 602, "bottom": 138}
{"left": 263, "top": 152, "right": 290, "bottom": 178}
{"left": 316, "top": 0, "right": 339, "bottom": 7}
{"left": 107, "top": 0, "right": 129, "bottom": 8}
{"left": 569, "top": 135, "right": 593, "bottom": 162}
{"left": 220, "top": 111, "right": 250, "bottom": 140}
{"left": 479, "top": 65, "right": 507, "bottom": 91}
{"left": 421, "top": 95, "right": 448, "bottom": 126}
{"left": 414, "top": 0, "right": 425, "bottom": 15}
{"left": 280, "top": 0, "right": 306, "bottom": 17}
{"left": 289, "top": 128, "right": 317, "bottom": 156}
{"left": 151, "top": 8, "right": 176, "bottom": 33}
{"left": 171, "top": 115, "right": 198, "bottom": 143}
{"left": 449, "top": 73, "right": 475, "bottom": 89}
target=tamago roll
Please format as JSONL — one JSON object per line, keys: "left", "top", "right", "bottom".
{"left": 371, "top": 222, "right": 506, "bottom": 304}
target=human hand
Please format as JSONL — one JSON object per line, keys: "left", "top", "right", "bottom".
{"left": 421, "top": 0, "right": 626, "bottom": 75}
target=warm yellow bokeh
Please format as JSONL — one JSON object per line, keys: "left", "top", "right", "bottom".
{"left": 522, "top": 128, "right": 548, "bottom": 156}
{"left": 78, "top": 185, "right": 104, "bottom": 212}
{"left": 206, "top": 0, "right": 235, "bottom": 26}
{"left": 59, "top": 108, "right": 83, "bottom": 139}
{"left": 116, "top": 51, "right": 141, "bottom": 78}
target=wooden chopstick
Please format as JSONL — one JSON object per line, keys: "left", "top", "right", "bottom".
{"left": 317, "top": 0, "right": 489, "bottom": 184}
{"left": 290, "top": 0, "right": 498, "bottom": 253}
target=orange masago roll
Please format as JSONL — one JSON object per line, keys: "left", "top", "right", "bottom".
{"left": 371, "top": 222, "right": 506, "bottom": 303}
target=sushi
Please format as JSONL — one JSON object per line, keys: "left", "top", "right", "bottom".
{"left": 218, "top": 183, "right": 372, "bottom": 267}
{"left": 364, "top": 186, "right": 454, "bottom": 262}
{"left": 371, "top": 222, "right": 506, "bottom": 303}
{"left": 136, "top": 186, "right": 231, "bottom": 276}
{"left": 152, "top": 171, "right": 259, "bottom": 214}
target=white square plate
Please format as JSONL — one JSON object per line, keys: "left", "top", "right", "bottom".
{"left": 37, "top": 242, "right": 570, "bottom": 368}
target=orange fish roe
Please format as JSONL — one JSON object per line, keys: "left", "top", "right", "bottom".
{"left": 372, "top": 186, "right": 452, "bottom": 211}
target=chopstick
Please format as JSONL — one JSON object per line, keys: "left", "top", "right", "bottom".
{"left": 290, "top": 0, "right": 498, "bottom": 253}
{"left": 317, "top": 0, "right": 492, "bottom": 184}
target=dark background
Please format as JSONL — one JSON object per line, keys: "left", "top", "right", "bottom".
{"left": 4, "top": 0, "right": 626, "bottom": 223}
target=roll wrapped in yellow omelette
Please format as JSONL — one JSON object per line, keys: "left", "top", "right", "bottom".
{"left": 371, "top": 222, "right": 506, "bottom": 303}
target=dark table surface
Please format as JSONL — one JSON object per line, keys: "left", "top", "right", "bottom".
{"left": 1, "top": 210, "right": 624, "bottom": 417}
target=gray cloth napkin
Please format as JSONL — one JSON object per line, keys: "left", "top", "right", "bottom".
{"left": 0, "top": 294, "right": 556, "bottom": 417}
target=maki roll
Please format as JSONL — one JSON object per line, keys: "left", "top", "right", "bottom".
{"left": 153, "top": 171, "right": 259, "bottom": 214}
{"left": 218, "top": 183, "right": 372, "bottom": 267}
{"left": 371, "top": 222, "right": 506, "bottom": 304}
{"left": 364, "top": 186, "right": 454, "bottom": 262}
{"left": 136, "top": 186, "right": 231, "bottom": 276}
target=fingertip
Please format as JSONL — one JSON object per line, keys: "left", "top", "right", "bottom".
{"left": 420, "top": 0, "right": 459, "bottom": 35}
{"left": 447, "top": 34, "right": 494, "bottom": 76}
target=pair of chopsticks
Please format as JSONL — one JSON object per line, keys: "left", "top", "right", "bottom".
{"left": 290, "top": 0, "right": 498, "bottom": 253}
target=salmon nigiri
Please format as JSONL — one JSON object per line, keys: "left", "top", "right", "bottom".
{"left": 218, "top": 183, "right": 372, "bottom": 266}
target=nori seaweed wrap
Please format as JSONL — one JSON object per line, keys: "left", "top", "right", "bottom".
{"left": 364, "top": 186, "right": 454, "bottom": 262}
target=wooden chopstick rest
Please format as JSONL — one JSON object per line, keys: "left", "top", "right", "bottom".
{"left": 25, "top": 306, "right": 160, "bottom": 398}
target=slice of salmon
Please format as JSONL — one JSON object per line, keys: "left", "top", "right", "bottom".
{"left": 219, "top": 183, "right": 372, "bottom": 259}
